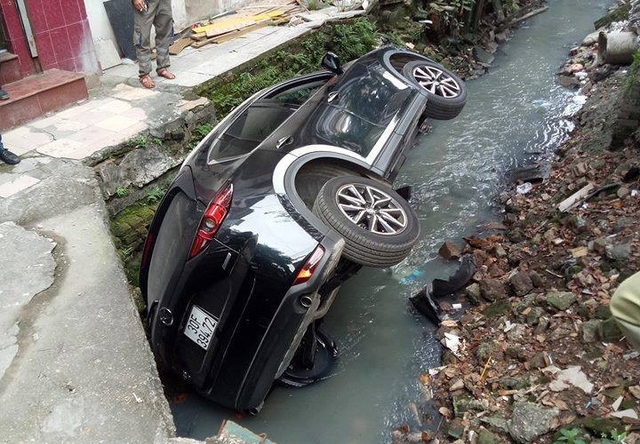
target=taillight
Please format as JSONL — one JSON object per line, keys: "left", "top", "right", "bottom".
{"left": 189, "top": 184, "right": 233, "bottom": 258}
{"left": 141, "top": 232, "right": 156, "bottom": 268}
{"left": 293, "top": 245, "right": 325, "bottom": 285}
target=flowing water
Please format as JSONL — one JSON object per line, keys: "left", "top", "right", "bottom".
{"left": 173, "top": 1, "right": 613, "bottom": 441}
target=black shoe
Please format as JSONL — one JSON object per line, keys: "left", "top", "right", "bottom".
{"left": 0, "top": 149, "right": 20, "bottom": 165}
{"left": 0, "top": 88, "right": 9, "bottom": 100}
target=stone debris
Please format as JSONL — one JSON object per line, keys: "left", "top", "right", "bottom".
{"left": 393, "top": 2, "right": 640, "bottom": 442}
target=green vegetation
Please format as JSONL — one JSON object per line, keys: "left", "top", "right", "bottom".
{"left": 626, "top": 50, "right": 640, "bottom": 91}
{"left": 553, "top": 427, "right": 628, "bottom": 444}
{"left": 428, "top": 0, "right": 475, "bottom": 30}
{"left": 145, "top": 186, "right": 166, "bottom": 204}
{"left": 602, "top": 430, "right": 627, "bottom": 444}
{"left": 305, "top": 0, "right": 326, "bottom": 10}
{"left": 115, "top": 186, "right": 129, "bottom": 197}
{"left": 594, "top": 2, "right": 631, "bottom": 30}
{"left": 126, "top": 134, "right": 163, "bottom": 149}
{"left": 553, "top": 428, "right": 587, "bottom": 444}
{"left": 507, "top": 0, "right": 521, "bottom": 13}
{"left": 197, "top": 18, "right": 381, "bottom": 117}
{"left": 110, "top": 201, "right": 159, "bottom": 286}
{"left": 189, "top": 122, "right": 215, "bottom": 149}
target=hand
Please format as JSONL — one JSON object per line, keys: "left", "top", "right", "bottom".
{"left": 133, "top": 0, "right": 146, "bottom": 12}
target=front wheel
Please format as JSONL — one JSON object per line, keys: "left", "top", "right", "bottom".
{"left": 402, "top": 60, "right": 467, "bottom": 120}
{"left": 313, "top": 176, "right": 420, "bottom": 268}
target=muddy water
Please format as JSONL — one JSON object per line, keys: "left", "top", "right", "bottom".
{"left": 172, "top": 1, "right": 613, "bottom": 441}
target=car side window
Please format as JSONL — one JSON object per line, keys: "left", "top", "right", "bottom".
{"left": 207, "top": 103, "right": 296, "bottom": 163}
{"left": 206, "top": 77, "right": 329, "bottom": 164}
{"left": 271, "top": 83, "right": 324, "bottom": 106}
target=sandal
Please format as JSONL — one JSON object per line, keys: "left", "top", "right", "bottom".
{"left": 139, "top": 74, "right": 155, "bottom": 89}
{"left": 157, "top": 68, "right": 176, "bottom": 80}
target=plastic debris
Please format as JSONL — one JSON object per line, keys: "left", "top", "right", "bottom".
{"left": 401, "top": 269, "right": 423, "bottom": 285}
{"left": 516, "top": 182, "right": 533, "bottom": 194}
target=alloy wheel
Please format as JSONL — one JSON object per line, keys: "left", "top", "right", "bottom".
{"left": 411, "top": 65, "right": 462, "bottom": 99}
{"left": 336, "top": 183, "right": 408, "bottom": 235}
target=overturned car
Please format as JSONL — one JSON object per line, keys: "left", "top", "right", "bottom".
{"left": 139, "top": 45, "right": 467, "bottom": 413}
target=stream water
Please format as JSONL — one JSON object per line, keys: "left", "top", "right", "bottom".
{"left": 172, "top": 1, "right": 613, "bottom": 441}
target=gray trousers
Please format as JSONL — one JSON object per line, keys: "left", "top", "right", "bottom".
{"left": 133, "top": 0, "right": 174, "bottom": 76}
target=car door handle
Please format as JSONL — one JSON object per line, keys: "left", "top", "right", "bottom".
{"left": 275, "top": 136, "right": 293, "bottom": 149}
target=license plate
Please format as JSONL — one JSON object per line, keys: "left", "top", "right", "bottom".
{"left": 184, "top": 305, "right": 218, "bottom": 351}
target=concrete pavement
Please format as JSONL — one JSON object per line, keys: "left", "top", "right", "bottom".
{"left": 0, "top": 6, "right": 363, "bottom": 443}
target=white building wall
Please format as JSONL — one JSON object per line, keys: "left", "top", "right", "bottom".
{"left": 85, "top": 0, "right": 121, "bottom": 69}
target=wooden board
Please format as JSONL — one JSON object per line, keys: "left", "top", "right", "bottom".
{"left": 169, "top": 37, "right": 193, "bottom": 55}
{"left": 558, "top": 183, "right": 595, "bottom": 212}
{"left": 191, "top": 22, "right": 269, "bottom": 48}
{"left": 192, "top": 10, "right": 285, "bottom": 34}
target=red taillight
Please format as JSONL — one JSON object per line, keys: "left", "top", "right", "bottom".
{"left": 189, "top": 184, "right": 233, "bottom": 258}
{"left": 141, "top": 232, "right": 156, "bottom": 268}
{"left": 293, "top": 245, "right": 325, "bottom": 285}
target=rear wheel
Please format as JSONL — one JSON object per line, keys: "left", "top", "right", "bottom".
{"left": 402, "top": 60, "right": 467, "bottom": 120}
{"left": 313, "top": 175, "right": 420, "bottom": 268}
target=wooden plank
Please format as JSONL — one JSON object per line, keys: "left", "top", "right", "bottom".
{"left": 192, "top": 10, "right": 285, "bottom": 34}
{"left": 190, "top": 36, "right": 219, "bottom": 49}
{"left": 212, "top": 22, "right": 269, "bottom": 43}
{"left": 557, "top": 183, "right": 595, "bottom": 212}
{"left": 204, "top": 19, "right": 258, "bottom": 38}
{"left": 191, "top": 22, "right": 269, "bottom": 49}
{"left": 169, "top": 37, "right": 193, "bottom": 55}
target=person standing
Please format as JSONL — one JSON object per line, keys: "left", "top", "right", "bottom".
{"left": 132, "top": 0, "right": 175, "bottom": 89}
{"left": 0, "top": 134, "right": 20, "bottom": 165}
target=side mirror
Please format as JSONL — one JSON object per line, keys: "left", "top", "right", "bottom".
{"left": 321, "top": 52, "right": 343, "bottom": 75}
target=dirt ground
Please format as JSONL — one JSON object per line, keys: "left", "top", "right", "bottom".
{"left": 392, "top": 3, "right": 640, "bottom": 444}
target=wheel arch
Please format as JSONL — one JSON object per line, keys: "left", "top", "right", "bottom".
{"left": 274, "top": 147, "right": 387, "bottom": 210}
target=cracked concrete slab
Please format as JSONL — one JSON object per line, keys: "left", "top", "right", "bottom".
{"left": 0, "top": 222, "right": 56, "bottom": 381}
{"left": 0, "top": 204, "right": 175, "bottom": 444}
{"left": 0, "top": 158, "right": 98, "bottom": 226}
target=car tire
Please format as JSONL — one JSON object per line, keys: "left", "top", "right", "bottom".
{"left": 295, "top": 162, "right": 358, "bottom": 208}
{"left": 313, "top": 175, "right": 420, "bottom": 268}
{"left": 402, "top": 60, "right": 467, "bottom": 120}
